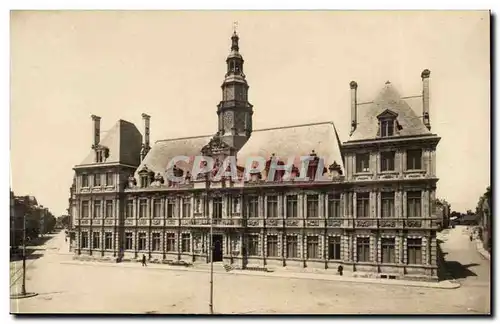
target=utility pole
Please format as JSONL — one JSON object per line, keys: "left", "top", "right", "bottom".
{"left": 206, "top": 171, "right": 214, "bottom": 315}
{"left": 21, "top": 212, "right": 27, "bottom": 295}
{"left": 11, "top": 198, "right": 37, "bottom": 299}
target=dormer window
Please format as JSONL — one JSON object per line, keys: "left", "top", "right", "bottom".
{"left": 138, "top": 165, "right": 154, "bottom": 188}
{"left": 140, "top": 175, "right": 149, "bottom": 188}
{"left": 377, "top": 109, "right": 399, "bottom": 138}
{"left": 96, "top": 151, "right": 103, "bottom": 163}
{"left": 94, "top": 145, "right": 110, "bottom": 163}
{"left": 380, "top": 119, "right": 394, "bottom": 137}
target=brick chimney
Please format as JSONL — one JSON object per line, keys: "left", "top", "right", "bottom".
{"left": 140, "top": 113, "right": 151, "bottom": 161}
{"left": 349, "top": 81, "right": 358, "bottom": 135}
{"left": 91, "top": 115, "right": 101, "bottom": 148}
{"left": 421, "top": 69, "right": 431, "bottom": 130}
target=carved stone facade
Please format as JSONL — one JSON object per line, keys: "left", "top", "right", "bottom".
{"left": 70, "top": 32, "right": 440, "bottom": 281}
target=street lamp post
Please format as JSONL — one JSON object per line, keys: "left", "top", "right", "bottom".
{"left": 21, "top": 212, "right": 27, "bottom": 295}
{"left": 11, "top": 200, "right": 37, "bottom": 299}
{"left": 206, "top": 172, "right": 214, "bottom": 315}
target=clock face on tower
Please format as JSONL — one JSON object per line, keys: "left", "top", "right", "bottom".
{"left": 223, "top": 111, "right": 233, "bottom": 128}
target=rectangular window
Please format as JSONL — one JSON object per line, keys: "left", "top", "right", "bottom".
{"left": 266, "top": 235, "right": 278, "bottom": 257}
{"left": 267, "top": 196, "right": 278, "bottom": 218}
{"left": 380, "top": 119, "right": 394, "bottom": 137}
{"left": 286, "top": 195, "right": 298, "bottom": 218}
{"left": 106, "top": 172, "right": 114, "bottom": 186}
{"left": 93, "top": 200, "right": 101, "bottom": 218}
{"left": 381, "top": 238, "right": 396, "bottom": 263}
{"left": 96, "top": 151, "right": 103, "bottom": 163}
{"left": 306, "top": 195, "right": 319, "bottom": 218}
{"left": 81, "top": 201, "right": 90, "bottom": 218}
{"left": 105, "top": 200, "right": 113, "bottom": 218}
{"left": 248, "top": 196, "right": 259, "bottom": 218}
{"left": 307, "top": 236, "right": 319, "bottom": 259}
{"left": 356, "top": 237, "right": 370, "bottom": 262}
{"left": 286, "top": 235, "right": 298, "bottom": 258}
{"left": 406, "top": 149, "right": 422, "bottom": 170}
{"left": 141, "top": 175, "right": 149, "bottom": 188}
{"left": 167, "top": 200, "right": 175, "bottom": 218}
{"left": 328, "top": 194, "right": 341, "bottom": 218}
{"left": 166, "top": 233, "right": 176, "bottom": 252}
{"left": 152, "top": 233, "right": 161, "bottom": 251}
{"left": 94, "top": 174, "right": 101, "bottom": 187}
{"left": 138, "top": 233, "right": 147, "bottom": 250}
{"left": 356, "top": 193, "right": 370, "bottom": 218}
{"left": 126, "top": 200, "right": 134, "bottom": 218}
{"left": 104, "top": 232, "right": 113, "bottom": 249}
{"left": 381, "top": 192, "right": 395, "bottom": 218}
{"left": 248, "top": 235, "right": 259, "bottom": 256}
{"left": 380, "top": 151, "right": 396, "bottom": 172}
{"left": 181, "top": 233, "right": 191, "bottom": 253}
{"left": 139, "top": 199, "right": 148, "bottom": 218}
{"left": 92, "top": 232, "right": 100, "bottom": 249}
{"left": 81, "top": 174, "right": 89, "bottom": 187}
{"left": 213, "top": 197, "right": 222, "bottom": 219}
{"left": 407, "top": 191, "right": 422, "bottom": 218}
{"left": 356, "top": 153, "right": 370, "bottom": 173}
{"left": 407, "top": 238, "right": 423, "bottom": 264}
{"left": 153, "top": 199, "right": 162, "bottom": 218}
{"left": 328, "top": 236, "right": 341, "bottom": 260}
{"left": 182, "top": 198, "right": 191, "bottom": 218}
{"left": 232, "top": 196, "right": 240, "bottom": 215}
{"left": 125, "top": 232, "right": 133, "bottom": 250}
{"left": 81, "top": 232, "right": 89, "bottom": 248}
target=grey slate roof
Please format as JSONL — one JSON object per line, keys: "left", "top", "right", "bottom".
{"left": 348, "top": 82, "right": 432, "bottom": 142}
{"left": 135, "top": 121, "right": 344, "bottom": 178}
{"left": 79, "top": 120, "right": 142, "bottom": 166}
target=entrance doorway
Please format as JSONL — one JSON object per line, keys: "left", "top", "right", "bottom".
{"left": 212, "top": 234, "right": 223, "bottom": 262}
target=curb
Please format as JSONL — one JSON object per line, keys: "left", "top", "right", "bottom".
{"left": 60, "top": 260, "right": 461, "bottom": 290}
{"left": 473, "top": 239, "right": 491, "bottom": 261}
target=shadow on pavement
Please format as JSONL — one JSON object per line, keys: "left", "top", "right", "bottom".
{"left": 437, "top": 241, "right": 478, "bottom": 281}
{"left": 26, "top": 235, "right": 53, "bottom": 247}
{"left": 444, "top": 262, "right": 479, "bottom": 280}
{"left": 10, "top": 253, "right": 43, "bottom": 262}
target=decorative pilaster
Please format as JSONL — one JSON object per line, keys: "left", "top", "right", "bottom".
{"left": 370, "top": 235, "right": 376, "bottom": 262}
{"left": 376, "top": 235, "right": 381, "bottom": 263}
{"left": 352, "top": 236, "right": 357, "bottom": 262}
{"left": 298, "top": 193, "right": 304, "bottom": 219}
{"left": 319, "top": 192, "right": 325, "bottom": 218}
{"left": 395, "top": 191, "right": 402, "bottom": 218}
{"left": 376, "top": 191, "right": 381, "bottom": 219}
{"left": 353, "top": 192, "right": 357, "bottom": 218}
{"left": 370, "top": 191, "right": 376, "bottom": 218}
{"left": 422, "top": 190, "right": 429, "bottom": 218}
{"left": 395, "top": 150, "right": 402, "bottom": 175}
{"left": 263, "top": 195, "right": 267, "bottom": 219}
{"left": 222, "top": 195, "right": 227, "bottom": 218}
{"left": 402, "top": 191, "right": 407, "bottom": 218}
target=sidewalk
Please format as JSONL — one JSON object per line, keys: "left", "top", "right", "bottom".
{"left": 61, "top": 259, "right": 460, "bottom": 290}
{"left": 474, "top": 239, "right": 491, "bottom": 261}
{"left": 467, "top": 227, "right": 491, "bottom": 261}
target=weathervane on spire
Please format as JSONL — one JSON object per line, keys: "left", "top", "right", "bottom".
{"left": 233, "top": 21, "right": 238, "bottom": 34}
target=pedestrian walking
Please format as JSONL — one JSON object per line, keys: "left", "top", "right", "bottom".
{"left": 142, "top": 254, "right": 147, "bottom": 267}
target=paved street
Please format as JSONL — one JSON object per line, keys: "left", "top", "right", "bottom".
{"left": 10, "top": 226, "right": 490, "bottom": 314}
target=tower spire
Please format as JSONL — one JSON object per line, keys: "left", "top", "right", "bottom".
{"left": 216, "top": 26, "right": 254, "bottom": 151}
{"left": 231, "top": 21, "right": 239, "bottom": 52}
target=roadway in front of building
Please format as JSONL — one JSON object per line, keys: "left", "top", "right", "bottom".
{"left": 10, "top": 226, "right": 490, "bottom": 314}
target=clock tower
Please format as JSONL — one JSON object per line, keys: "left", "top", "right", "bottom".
{"left": 217, "top": 29, "right": 254, "bottom": 152}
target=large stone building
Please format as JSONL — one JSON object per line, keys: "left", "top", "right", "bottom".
{"left": 71, "top": 31, "right": 441, "bottom": 281}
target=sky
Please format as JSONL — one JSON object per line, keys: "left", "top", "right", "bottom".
{"left": 10, "top": 10, "right": 490, "bottom": 215}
